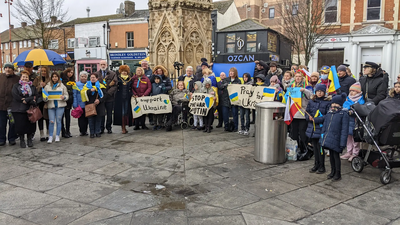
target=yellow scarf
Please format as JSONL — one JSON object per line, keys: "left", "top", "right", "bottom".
{"left": 121, "top": 75, "right": 129, "bottom": 80}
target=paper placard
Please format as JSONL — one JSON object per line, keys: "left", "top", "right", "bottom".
{"left": 189, "top": 93, "right": 214, "bottom": 116}
{"left": 227, "top": 84, "right": 276, "bottom": 109}
{"left": 47, "top": 90, "right": 63, "bottom": 100}
{"left": 285, "top": 87, "right": 302, "bottom": 108}
{"left": 131, "top": 94, "right": 172, "bottom": 118}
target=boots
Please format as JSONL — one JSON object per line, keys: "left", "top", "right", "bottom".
{"left": 122, "top": 116, "right": 127, "bottom": 134}
{"left": 327, "top": 167, "right": 335, "bottom": 179}
{"left": 27, "top": 134, "right": 33, "bottom": 147}
{"left": 19, "top": 135, "right": 26, "bottom": 148}
{"left": 332, "top": 170, "right": 341, "bottom": 181}
{"left": 316, "top": 152, "right": 326, "bottom": 174}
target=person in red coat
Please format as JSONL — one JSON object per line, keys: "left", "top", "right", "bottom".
{"left": 132, "top": 67, "right": 152, "bottom": 130}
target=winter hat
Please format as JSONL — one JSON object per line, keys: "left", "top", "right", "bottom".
{"left": 119, "top": 65, "right": 130, "bottom": 74}
{"left": 320, "top": 65, "right": 330, "bottom": 74}
{"left": 255, "top": 74, "right": 265, "bottom": 81}
{"left": 315, "top": 83, "right": 326, "bottom": 93}
{"left": 3, "top": 63, "right": 14, "bottom": 70}
{"left": 201, "top": 62, "right": 209, "bottom": 67}
{"left": 337, "top": 65, "right": 347, "bottom": 72}
{"left": 349, "top": 82, "right": 362, "bottom": 93}
{"left": 269, "top": 75, "right": 280, "bottom": 84}
{"left": 311, "top": 72, "right": 319, "bottom": 78}
{"left": 331, "top": 93, "right": 347, "bottom": 106}
{"left": 203, "top": 77, "right": 211, "bottom": 86}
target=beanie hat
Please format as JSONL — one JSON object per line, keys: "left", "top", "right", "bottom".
{"left": 311, "top": 72, "right": 319, "bottom": 78}
{"left": 320, "top": 66, "right": 330, "bottom": 74}
{"left": 269, "top": 75, "right": 280, "bottom": 84}
{"left": 119, "top": 65, "right": 130, "bottom": 74}
{"left": 255, "top": 74, "right": 265, "bottom": 81}
{"left": 337, "top": 65, "right": 347, "bottom": 72}
{"left": 4, "top": 63, "right": 14, "bottom": 70}
{"left": 349, "top": 82, "right": 362, "bottom": 93}
{"left": 315, "top": 83, "right": 326, "bottom": 93}
{"left": 331, "top": 93, "right": 347, "bottom": 106}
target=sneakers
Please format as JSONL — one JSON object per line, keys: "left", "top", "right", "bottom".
{"left": 243, "top": 129, "right": 249, "bottom": 135}
{"left": 55, "top": 136, "right": 60, "bottom": 142}
{"left": 340, "top": 152, "right": 351, "bottom": 160}
{"left": 348, "top": 155, "right": 357, "bottom": 162}
{"left": 238, "top": 129, "right": 244, "bottom": 135}
{"left": 47, "top": 136, "right": 53, "bottom": 143}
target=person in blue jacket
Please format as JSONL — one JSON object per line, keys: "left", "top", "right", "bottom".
{"left": 151, "top": 75, "right": 167, "bottom": 130}
{"left": 73, "top": 71, "right": 88, "bottom": 136}
{"left": 320, "top": 93, "right": 349, "bottom": 181}
{"left": 305, "top": 84, "right": 331, "bottom": 174}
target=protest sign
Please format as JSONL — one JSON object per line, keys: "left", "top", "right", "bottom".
{"left": 227, "top": 84, "right": 276, "bottom": 109}
{"left": 285, "top": 87, "right": 302, "bottom": 107}
{"left": 189, "top": 93, "right": 214, "bottom": 116}
{"left": 47, "top": 90, "right": 63, "bottom": 100}
{"left": 131, "top": 94, "right": 172, "bottom": 118}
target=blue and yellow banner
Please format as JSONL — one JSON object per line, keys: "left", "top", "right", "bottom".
{"left": 213, "top": 62, "right": 256, "bottom": 81}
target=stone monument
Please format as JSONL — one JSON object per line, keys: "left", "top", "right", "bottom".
{"left": 148, "top": 0, "right": 213, "bottom": 76}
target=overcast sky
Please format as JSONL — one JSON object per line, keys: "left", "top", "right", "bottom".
{"left": 0, "top": 0, "right": 223, "bottom": 33}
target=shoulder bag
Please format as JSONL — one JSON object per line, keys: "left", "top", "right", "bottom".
{"left": 85, "top": 93, "right": 98, "bottom": 117}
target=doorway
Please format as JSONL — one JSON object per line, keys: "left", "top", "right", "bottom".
{"left": 318, "top": 49, "right": 344, "bottom": 69}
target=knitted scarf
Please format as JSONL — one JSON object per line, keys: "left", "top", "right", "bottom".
{"left": 19, "top": 80, "right": 32, "bottom": 96}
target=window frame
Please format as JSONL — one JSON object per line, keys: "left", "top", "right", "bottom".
{"left": 28, "top": 40, "right": 32, "bottom": 47}
{"left": 19, "top": 41, "right": 22, "bottom": 48}
{"left": 48, "top": 39, "right": 59, "bottom": 49}
{"left": 225, "top": 33, "right": 236, "bottom": 53}
{"left": 67, "top": 38, "right": 75, "bottom": 48}
{"left": 324, "top": 0, "right": 338, "bottom": 23}
{"left": 126, "top": 32, "right": 134, "bottom": 48}
{"left": 292, "top": 3, "right": 299, "bottom": 15}
{"left": 246, "top": 32, "right": 257, "bottom": 53}
{"left": 366, "top": 0, "right": 381, "bottom": 21}
{"left": 13, "top": 42, "right": 16, "bottom": 49}
{"left": 88, "top": 37, "right": 100, "bottom": 48}
{"left": 23, "top": 40, "right": 27, "bottom": 48}
{"left": 5, "top": 43, "right": 8, "bottom": 50}
{"left": 269, "top": 7, "right": 275, "bottom": 19}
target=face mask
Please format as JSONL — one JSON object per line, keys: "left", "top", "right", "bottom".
{"left": 321, "top": 74, "right": 328, "bottom": 80}
{"left": 331, "top": 105, "right": 342, "bottom": 112}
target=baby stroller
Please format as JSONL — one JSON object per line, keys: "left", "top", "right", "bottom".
{"left": 351, "top": 99, "right": 400, "bottom": 184}
{"left": 163, "top": 101, "right": 194, "bottom": 129}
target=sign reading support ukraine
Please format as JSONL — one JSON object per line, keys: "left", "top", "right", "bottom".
{"left": 212, "top": 62, "right": 256, "bottom": 81}
{"left": 130, "top": 94, "right": 172, "bottom": 118}
{"left": 227, "top": 84, "right": 276, "bottom": 109}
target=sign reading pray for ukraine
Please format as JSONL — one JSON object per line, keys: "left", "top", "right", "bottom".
{"left": 189, "top": 93, "right": 214, "bottom": 116}
{"left": 227, "top": 84, "right": 276, "bottom": 109}
{"left": 130, "top": 94, "right": 172, "bottom": 119}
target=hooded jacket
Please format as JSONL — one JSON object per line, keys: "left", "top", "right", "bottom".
{"left": 0, "top": 73, "right": 20, "bottom": 111}
{"left": 265, "top": 68, "right": 283, "bottom": 86}
{"left": 201, "top": 72, "right": 218, "bottom": 87}
{"left": 305, "top": 95, "right": 331, "bottom": 139}
{"left": 338, "top": 74, "right": 356, "bottom": 96}
{"left": 193, "top": 81, "right": 203, "bottom": 93}
{"left": 360, "top": 68, "right": 388, "bottom": 105}
{"left": 320, "top": 107, "right": 349, "bottom": 153}
{"left": 151, "top": 75, "right": 167, "bottom": 96}
{"left": 254, "top": 60, "right": 268, "bottom": 79}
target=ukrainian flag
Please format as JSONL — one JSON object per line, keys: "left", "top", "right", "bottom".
{"left": 134, "top": 106, "right": 141, "bottom": 113}
{"left": 328, "top": 65, "right": 341, "bottom": 93}
{"left": 229, "top": 92, "right": 239, "bottom": 102}
{"left": 48, "top": 91, "right": 62, "bottom": 100}
{"left": 42, "top": 88, "right": 49, "bottom": 100}
{"left": 263, "top": 87, "right": 275, "bottom": 98}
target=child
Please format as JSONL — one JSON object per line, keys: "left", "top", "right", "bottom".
{"left": 192, "top": 81, "right": 204, "bottom": 130}
{"left": 305, "top": 84, "right": 331, "bottom": 174}
{"left": 202, "top": 78, "right": 217, "bottom": 133}
{"left": 239, "top": 73, "right": 252, "bottom": 135}
{"left": 341, "top": 82, "right": 365, "bottom": 161}
{"left": 254, "top": 74, "right": 265, "bottom": 86}
{"left": 282, "top": 70, "right": 294, "bottom": 91}
{"left": 320, "top": 93, "right": 349, "bottom": 181}
{"left": 151, "top": 75, "right": 166, "bottom": 130}
{"left": 269, "top": 75, "right": 284, "bottom": 102}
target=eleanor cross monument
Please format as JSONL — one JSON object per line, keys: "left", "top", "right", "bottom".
{"left": 148, "top": 0, "right": 213, "bottom": 75}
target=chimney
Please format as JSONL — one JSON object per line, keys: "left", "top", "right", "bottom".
{"left": 50, "top": 16, "right": 57, "bottom": 24}
{"left": 9, "top": 24, "right": 14, "bottom": 29}
{"left": 36, "top": 19, "right": 41, "bottom": 26}
{"left": 21, "top": 22, "right": 27, "bottom": 28}
{"left": 124, "top": 1, "right": 135, "bottom": 16}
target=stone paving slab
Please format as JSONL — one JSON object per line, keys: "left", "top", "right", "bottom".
{"left": 188, "top": 215, "right": 246, "bottom": 225}
{"left": 5, "top": 171, "right": 75, "bottom": 192}
{"left": 242, "top": 213, "right": 298, "bottom": 225}
{"left": 68, "top": 208, "right": 122, "bottom": 225}
{"left": 0, "top": 212, "right": 37, "bottom": 225}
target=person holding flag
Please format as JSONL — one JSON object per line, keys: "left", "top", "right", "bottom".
{"left": 305, "top": 84, "right": 332, "bottom": 173}
{"left": 318, "top": 66, "right": 335, "bottom": 95}
{"left": 33, "top": 66, "right": 50, "bottom": 141}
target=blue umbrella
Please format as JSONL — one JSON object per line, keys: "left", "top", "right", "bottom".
{"left": 13, "top": 49, "right": 67, "bottom": 66}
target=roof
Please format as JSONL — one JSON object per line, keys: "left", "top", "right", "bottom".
{"left": 60, "top": 14, "right": 124, "bottom": 27}
{"left": 129, "top": 9, "right": 149, "bottom": 19}
{"left": 213, "top": 0, "right": 234, "bottom": 14}
{"left": 218, "top": 19, "right": 269, "bottom": 32}
{"left": 0, "top": 26, "right": 40, "bottom": 43}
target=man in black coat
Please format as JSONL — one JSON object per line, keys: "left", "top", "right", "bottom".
{"left": 337, "top": 65, "right": 356, "bottom": 95}
{"left": 359, "top": 61, "right": 388, "bottom": 105}
{"left": 254, "top": 60, "right": 268, "bottom": 80}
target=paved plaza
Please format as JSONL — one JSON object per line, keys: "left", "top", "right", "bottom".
{"left": 0, "top": 120, "right": 399, "bottom": 225}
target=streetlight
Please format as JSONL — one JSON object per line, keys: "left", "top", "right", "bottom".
{"left": 5, "top": 0, "right": 13, "bottom": 63}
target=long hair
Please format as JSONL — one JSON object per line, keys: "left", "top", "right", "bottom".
{"left": 62, "top": 68, "right": 75, "bottom": 82}
{"left": 229, "top": 67, "right": 238, "bottom": 79}
{"left": 50, "top": 72, "right": 61, "bottom": 84}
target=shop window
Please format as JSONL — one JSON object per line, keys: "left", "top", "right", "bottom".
{"left": 325, "top": 0, "right": 338, "bottom": 23}
{"left": 367, "top": 0, "right": 380, "bottom": 20}
{"left": 246, "top": 32, "right": 257, "bottom": 52}
{"left": 127, "top": 32, "right": 134, "bottom": 48}
{"left": 226, "top": 33, "right": 236, "bottom": 53}
{"left": 267, "top": 33, "right": 278, "bottom": 52}
{"left": 23, "top": 40, "right": 27, "bottom": 48}
{"left": 269, "top": 8, "right": 275, "bottom": 19}
{"left": 89, "top": 37, "right": 100, "bottom": 48}
{"left": 49, "top": 40, "right": 59, "bottom": 49}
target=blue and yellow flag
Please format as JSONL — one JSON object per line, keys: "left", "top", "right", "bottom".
{"left": 134, "top": 105, "right": 141, "bottom": 113}
{"left": 80, "top": 81, "right": 106, "bottom": 102}
{"left": 229, "top": 92, "right": 239, "bottom": 102}
{"left": 263, "top": 87, "right": 275, "bottom": 98}
{"left": 42, "top": 88, "right": 49, "bottom": 100}
{"left": 328, "top": 65, "right": 341, "bottom": 93}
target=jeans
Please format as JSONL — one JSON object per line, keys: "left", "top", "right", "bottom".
{"left": 0, "top": 110, "right": 17, "bottom": 143}
{"left": 48, "top": 107, "right": 65, "bottom": 137}
{"left": 222, "top": 105, "right": 238, "bottom": 130}
{"left": 240, "top": 107, "right": 250, "bottom": 130}
{"left": 88, "top": 115, "right": 102, "bottom": 135}
{"left": 78, "top": 108, "right": 88, "bottom": 134}
{"left": 193, "top": 115, "right": 203, "bottom": 127}
{"left": 101, "top": 101, "right": 114, "bottom": 131}
{"left": 61, "top": 107, "right": 71, "bottom": 134}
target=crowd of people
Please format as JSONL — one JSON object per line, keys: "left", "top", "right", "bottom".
{"left": 1, "top": 58, "right": 399, "bottom": 182}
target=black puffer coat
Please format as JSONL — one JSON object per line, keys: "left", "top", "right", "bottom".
{"left": 218, "top": 77, "right": 242, "bottom": 107}
{"left": 320, "top": 109, "right": 349, "bottom": 153}
{"left": 338, "top": 74, "right": 356, "bottom": 96}
{"left": 305, "top": 96, "right": 331, "bottom": 139}
{"left": 360, "top": 68, "right": 388, "bottom": 105}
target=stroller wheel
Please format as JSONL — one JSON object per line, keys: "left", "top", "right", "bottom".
{"left": 380, "top": 169, "right": 392, "bottom": 185}
{"left": 188, "top": 116, "right": 194, "bottom": 126}
{"left": 351, "top": 156, "right": 364, "bottom": 173}
{"left": 181, "top": 122, "right": 188, "bottom": 129}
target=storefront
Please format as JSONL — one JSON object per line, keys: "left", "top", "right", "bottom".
{"left": 214, "top": 19, "right": 292, "bottom": 69}
{"left": 309, "top": 25, "right": 399, "bottom": 85}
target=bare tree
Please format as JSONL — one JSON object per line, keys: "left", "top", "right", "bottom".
{"left": 276, "top": 0, "right": 336, "bottom": 65}
{"left": 12, "top": 0, "right": 68, "bottom": 49}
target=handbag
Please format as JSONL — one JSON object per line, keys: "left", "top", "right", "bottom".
{"left": 85, "top": 93, "right": 98, "bottom": 117}
{"left": 27, "top": 105, "right": 43, "bottom": 123}
{"left": 71, "top": 105, "right": 83, "bottom": 118}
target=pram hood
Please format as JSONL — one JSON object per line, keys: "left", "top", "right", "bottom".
{"left": 368, "top": 98, "right": 400, "bottom": 134}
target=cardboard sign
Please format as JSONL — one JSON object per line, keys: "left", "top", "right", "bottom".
{"left": 189, "top": 93, "right": 214, "bottom": 116}
{"left": 47, "top": 90, "right": 63, "bottom": 100}
{"left": 227, "top": 84, "right": 276, "bottom": 109}
{"left": 285, "top": 87, "right": 302, "bottom": 108}
{"left": 131, "top": 94, "right": 172, "bottom": 118}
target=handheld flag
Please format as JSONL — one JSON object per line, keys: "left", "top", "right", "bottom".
{"left": 284, "top": 96, "right": 301, "bottom": 125}
{"left": 313, "top": 109, "right": 323, "bottom": 131}
{"left": 262, "top": 87, "right": 275, "bottom": 98}
{"left": 285, "top": 87, "right": 302, "bottom": 108}
{"left": 328, "top": 65, "right": 341, "bottom": 93}
{"left": 42, "top": 88, "right": 49, "bottom": 100}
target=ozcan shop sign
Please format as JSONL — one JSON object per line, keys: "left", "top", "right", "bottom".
{"left": 227, "top": 54, "right": 255, "bottom": 62}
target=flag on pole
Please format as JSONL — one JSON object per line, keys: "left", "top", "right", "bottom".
{"left": 284, "top": 96, "right": 300, "bottom": 125}
{"left": 328, "top": 65, "right": 341, "bottom": 93}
